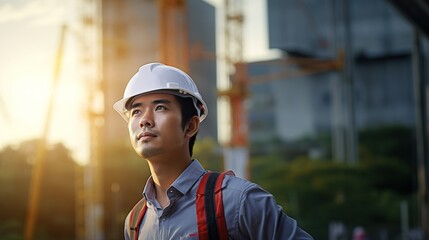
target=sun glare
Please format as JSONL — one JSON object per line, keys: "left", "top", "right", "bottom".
{"left": 4, "top": 74, "right": 50, "bottom": 141}
{"left": 2, "top": 72, "right": 89, "bottom": 165}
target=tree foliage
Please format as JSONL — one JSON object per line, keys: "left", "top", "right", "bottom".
{"left": 102, "top": 141, "right": 150, "bottom": 239}
{"left": 0, "top": 140, "right": 77, "bottom": 240}
{"left": 250, "top": 125, "right": 417, "bottom": 239}
{"left": 193, "top": 137, "right": 224, "bottom": 172}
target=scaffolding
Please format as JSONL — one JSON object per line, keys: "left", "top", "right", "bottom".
{"left": 76, "top": 0, "right": 104, "bottom": 239}
{"left": 220, "top": 0, "right": 249, "bottom": 179}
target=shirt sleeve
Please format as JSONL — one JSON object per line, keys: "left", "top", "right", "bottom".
{"left": 237, "top": 182, "right": 314, "bottom": 240}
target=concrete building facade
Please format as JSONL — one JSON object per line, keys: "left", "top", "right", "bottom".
{"left": 247, "top": 0, "right": 419, "bottom": 153}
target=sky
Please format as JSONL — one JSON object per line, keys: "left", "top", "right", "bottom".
{"left": 0, "top": 0, "right": 278, "bottom": 164}
{"left": 0, "top": 0, "right": 88, "bottom": 163}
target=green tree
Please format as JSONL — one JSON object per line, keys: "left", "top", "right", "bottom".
{"left": 102, "top": 141, "right": 150, "bottom": 240}
{"left": 0, "top": 140, "right": 79, "bottom": 240}
{"left": 251, "top": 156, "right": 414, "bottom": 239}
{"left": 193, "top": 137, "right": 223, "bottom": 172}
{"left": 0, "top": 145, "right": 31, "bottom": 239}
{"left": 250, "top": 125, "right": 416, "bottom": 239}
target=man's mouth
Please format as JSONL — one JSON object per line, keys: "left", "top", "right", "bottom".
{"left": 137, "top": 131, "right": 157, "bottom": 140}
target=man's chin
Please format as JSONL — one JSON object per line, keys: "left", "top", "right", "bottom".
{"left": 137, "top": 148, "right": 161, "bottom": 159}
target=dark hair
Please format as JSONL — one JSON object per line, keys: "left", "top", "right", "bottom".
{"left": 175, "top": 96, "right": 199, "bottom": 157}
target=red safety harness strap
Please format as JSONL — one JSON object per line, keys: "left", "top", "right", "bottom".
{"left": 129, "top": 198, "right": 147, "bottom": 240}
{"left": 196, "top": 172, "right": 211, "bottom": 240}
{"left": 196, "top": 171, "right": 234, "bottom": 240}
{"left": 215, "top": 171, "right": 234, "bottom": 238}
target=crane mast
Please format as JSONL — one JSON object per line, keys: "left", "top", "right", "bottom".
{"left": 76, "top": 0, "right": 104, "bottom": 239}
{"left": 220, "top": 0, "right": 249, "bottom": 179}
{"left": 24, "top": 24, "right": 68, "bottom": 240}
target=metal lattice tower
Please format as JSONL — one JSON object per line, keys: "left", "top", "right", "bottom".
{"left": 76, "top": 0, "right": 104, "bottom": 239}
{"left": 224, "top": 0, "right": 243, "bottom": 75}
{"left": 221, "top": 0, "right": 250, "bottom": 179}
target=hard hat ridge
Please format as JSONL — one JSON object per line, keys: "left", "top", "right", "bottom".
{"left": 113, "top": 62, "right": 208, "bottom": 123}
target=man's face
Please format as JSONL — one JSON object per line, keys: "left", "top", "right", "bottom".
{"left": 127, "top": 93, "right": 187, "bottom": 160}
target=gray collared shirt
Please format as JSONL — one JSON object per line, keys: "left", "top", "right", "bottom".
{"left": 124, "top": 160, "right": 313, "bottom": 240}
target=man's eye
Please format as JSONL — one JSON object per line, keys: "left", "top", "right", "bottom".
{"left": 131, "top": 109, "right": 141, "bottom": 116}
{"left": 155, "top": 105, "right": 166, "bottom": 111}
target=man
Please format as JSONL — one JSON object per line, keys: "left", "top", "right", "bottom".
{"left": 114, "top": 62, "right": 313, "bottom": 239}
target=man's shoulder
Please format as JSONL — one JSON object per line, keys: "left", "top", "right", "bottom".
{"left": 221, "top": 173, "right": 259, "bottom": 194}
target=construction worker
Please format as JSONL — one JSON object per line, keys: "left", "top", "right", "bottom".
{"left": 114, "top": 62, "right": 313, "bottom": 239}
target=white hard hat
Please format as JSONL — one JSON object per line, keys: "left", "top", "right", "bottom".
{"left": 113, "top": 62, "right": 208, "bottom": 122}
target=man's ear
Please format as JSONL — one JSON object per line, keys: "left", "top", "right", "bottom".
{"left": 185, "top": 116, "right": 200, "bottom": 138}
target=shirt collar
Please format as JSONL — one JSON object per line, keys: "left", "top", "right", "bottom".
{"left": 171, "top": 159, "right": 206, "bottom": 195}
{"left": 142, "top": 159, "right": 206, "bottom": 200}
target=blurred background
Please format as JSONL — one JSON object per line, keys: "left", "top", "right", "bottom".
{"left": 0, "top": 0, "right": 428, "bottom": 239}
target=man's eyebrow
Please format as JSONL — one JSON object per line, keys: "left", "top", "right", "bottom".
{"left": 128, "top": 99, "right": 172, "bottom": 110}
{"left": 128, "top": 102, "right": 142, "bottom": 110}
{"left": 152, "top": 99, "right": 171, "bottom": 105}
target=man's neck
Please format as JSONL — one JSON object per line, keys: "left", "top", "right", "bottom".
{"left": 148, "top": 156, "right": 192, "bottom": 208}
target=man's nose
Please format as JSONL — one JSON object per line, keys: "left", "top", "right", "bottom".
{"left": 139, "top": 111, "right": 154, "bottom": 128}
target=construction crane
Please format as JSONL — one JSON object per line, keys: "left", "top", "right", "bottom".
{"left": 22, "top": 18, "right": 104, "bottom": 240}
{"left": 76, "top": 0, "right": 104, "bottom": 239}
{"left": 218, "top": 0, "right": 346, "bottom": 180}
{"left": 24, "top": 24, "right": 67, "bottom": 240}
{"left": 24, "top": 1, "right": 105, "bottom": 237}
{"left": 219, "top": 57, "right": 343, "bottom": 179}
{"left": 220, "top": 0, "right": 249, "bottom": 179}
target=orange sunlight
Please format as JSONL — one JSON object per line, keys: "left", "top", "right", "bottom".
{"left": 1, "top": 71, "right": 89, "bottom": 165}
{"left": 0, "top": 1, "right": 90, "bottom": 165}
